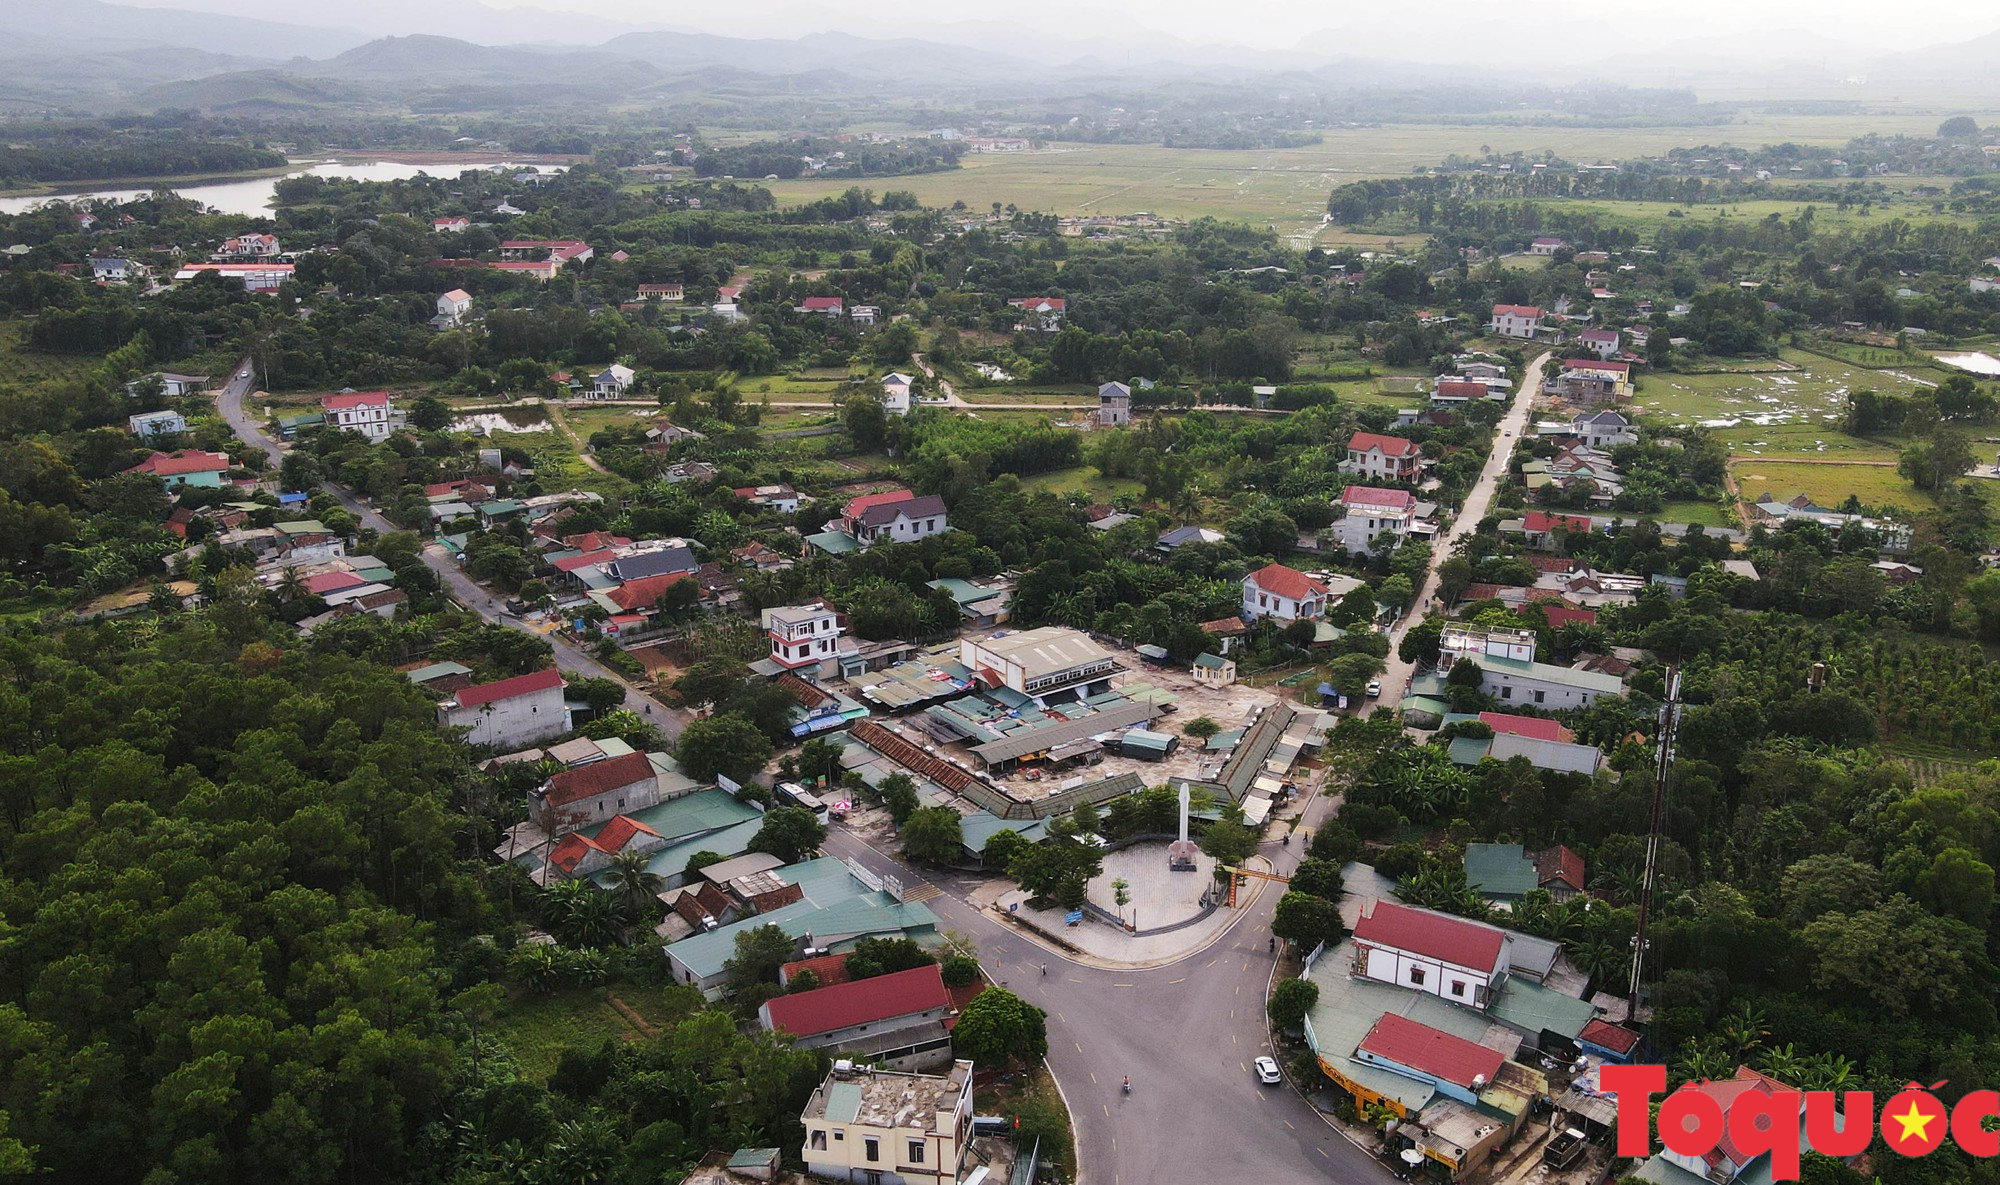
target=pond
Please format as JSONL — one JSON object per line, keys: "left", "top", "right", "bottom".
{"left": 0, "top": 159, "right": 545, "bottom": 218}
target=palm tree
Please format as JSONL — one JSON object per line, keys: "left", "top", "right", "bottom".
{"left": 1171, "top": 482, "right": 1202, "bottom": 526}
{"left": 274, "top": 566, "right": 307, "bottom": 604}
{"left": 606, "top": 851, "right": 665, "bottom": 925}
{"left": 542, "top": 878, "right": 627, "bottom": 948}
{"left": 1593, "top": 865, "right": 1644, "bottom": 907}
{"left": 1717, "top": 1001, "right": 1769, "bottom": 1062}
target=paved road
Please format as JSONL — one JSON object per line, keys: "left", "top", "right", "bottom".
{"left": 213, "top": 360, "right": 686, "bottom": 741}
{"left": 825, "top": 786, "right": 1394, "bottom": 1185}
{"left": 1376, "top": 352, "right": 1551, "bottom": 705}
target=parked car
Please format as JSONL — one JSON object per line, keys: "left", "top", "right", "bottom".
{"left": 1365, "top": 680, "right": 1382, "bottom": 699}
{"left": 1254, "top": 1056, "right": 1282, "bottom": 1085}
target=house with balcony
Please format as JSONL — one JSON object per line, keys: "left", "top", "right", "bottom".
{"left": 1331, "top": 486, "right": 1422, "bottom": 555}
{"left": 1342, "top": 431, "right": 1422, "bottom": 481}
{"left": 763, "top": 600, "right": 856, "bottom": 678}
{"left": 1489, "top": 304, "right": 1543, "bottom": 339}
{"left": 1241, "top": 563, "right": 1342, "bottom": 623}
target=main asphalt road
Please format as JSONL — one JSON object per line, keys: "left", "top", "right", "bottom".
{"left": 825, "top": 787, "right": 1396, "bottom": 1185}
{"left": 212, "top": 361, "right": 686, "bottom": 741}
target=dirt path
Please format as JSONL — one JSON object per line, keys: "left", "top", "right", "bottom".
{"left": 545, "top": 403, "right": 611, "bottom": 475}
{"left": 605, "top": 994, "right": 659, "bottom": 1039}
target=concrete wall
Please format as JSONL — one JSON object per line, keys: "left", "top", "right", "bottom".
{"left": 442, "top": 683, "right": 569, "bottom": 748}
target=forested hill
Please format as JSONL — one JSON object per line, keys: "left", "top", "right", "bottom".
{"left": 0, "top": 622, "right": 821, "bottom": 1182}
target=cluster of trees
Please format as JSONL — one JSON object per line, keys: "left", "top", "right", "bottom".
{"left": 691, "top": 136, "right": 962, "bottom": 180}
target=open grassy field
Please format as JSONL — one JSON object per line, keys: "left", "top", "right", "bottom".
{"left": 1731, "top": 460, "right": 1932, "bottom": 513}
{"left": 1016, "top": 466, "right": 1144, "bottom": 501}
{"left": 1655, "top": 499, "right": 1736, "bottom": 528}
{"left": 487, "top": 988, "right": 653, "bottom": 1080}
{"left": 756, "top": 112, "right": 1995, "bottom": 239}
{"left": 1632, "top": 349, "right": 1944, "bottom": 427}
{"left": 1490, "top": 195, "right": 1981, "bottom": 238}
{"left": 0, "top": 322, "right": 100, "bottom": 386}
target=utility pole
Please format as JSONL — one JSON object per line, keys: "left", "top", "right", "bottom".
{"left": 1628, "top": 662, "right": 1682, "bottom": 1020}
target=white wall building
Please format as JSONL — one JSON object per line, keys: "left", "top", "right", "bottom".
{"left": 436, "top": 288, "right": 472, "bottom": 326}
{"left": 127, "top": 409, "right": 187, "bottom": 439}
{"left": 802, "top": 1061, "right": 975, "bottom": 1185}
{"left": 1241, "top": 563, "right": 1333, "bottom": 622}
{"left": 1488, "top": 304, "right": 1543, "bottom": 339}
{"left": 1332, "top": 486, "right": 1417, "bottom": 555}
{"left": 320, "top": 391, "right": 393, "bottom": 443}
{"left": 585, "top": 364, "right": 636, "bottom": 399}
{"left": 880, "top": 373, "right": 914, "bottom": 416}
{"left": 1351, "top": 901, "right": 1510, "bottom": 1009}
{"left": 437, "top": 668, "right": 568, "bottom": 749}
{"left": 765, "top": 600, "right": 851, "bottom": 673}
{"left": 959, "top": 626, "right": 1118, "bottom": 700}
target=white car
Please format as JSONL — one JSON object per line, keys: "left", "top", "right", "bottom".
{"left": 1254, "top": 1056, "right": 1282, "bottom": 1085}
{"left": 1365, "top": 680, "right": 1382, "bottom": 699}
{"left": 238, "top": 369, "right": 250, "bottom": 379}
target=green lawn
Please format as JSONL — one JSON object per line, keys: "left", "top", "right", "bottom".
{"left": 1017, "top": 467, "right": 1145, "bottom": 500}
{"left": 487, "top": 988, "right": 651, "bottom": 1080}
{"left": 1653, "top": 499, "right": 1735, "bottom": 528}
{"left": 1714, "top": 421, "right": 1901, "bottom": 462}
{"left": 956, "top": 389, "right": 1093, "bottom": 406}
{"left": 1731, "top": 460, "right": 1933, "bottom": 513}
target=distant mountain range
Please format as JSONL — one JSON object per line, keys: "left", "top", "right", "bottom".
{"left": 1, "top": 0, "right": 1995, "bottom": 114}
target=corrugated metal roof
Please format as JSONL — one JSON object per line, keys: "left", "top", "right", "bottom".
{"left": 971, "top": 699, "right": 1157, "bottom": 764}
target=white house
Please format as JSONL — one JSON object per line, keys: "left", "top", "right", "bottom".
{"left": 880, "top": 373, "right": 914, "bottom": 416}
{"left": 801, "top": 1061, "right": 974, "bottom": 1185}
{"left": 839, "top": 490, "right": 948, "bottom": 546}
{"left": 1352, "top": 900, "right": 1510, "bottom": 1008}
{"left": 90, "top": 256, "right": 137, "bottom": 283}
{"left": 585, "top": 364, "right": 636, "bottom": 399}
{"left": 1097, "top": 381, "right": 1132, "bottom": 427}
{"left": 1240, "top": 563, "right": 1331, "bottom": 623}
{"left": 1528, "top": 237, "right": 1567, "bottom": 256}
{"left": 764, "top": 600, "right": 854, "bottom": 675}
{"left": 437, "top": 668, "right": 568, "bottom": 750}
{"left": 436, "top": 289, "right": 472, "bottom": 327}
{"left": 1488, "top": 304, "right": 1544, "bottom": 339}
{"left": 1571, "top": 409, "right": 1637, "bottom": 448}
{"left": 1342, "top": 431, "right": 1422, "bottom": 481}
{"left": 216, "top": 234, "right": 280, "bottom": 259}
{"left": 432, "top": 216, "right": 470, "bottom": 234}
{"left": 320, "top": 391, "right": 393, "bottom": 443}
{"left": 127, "top": 409, "right": 187, "bottom": 439}
{"left": 850, "top": 305, "right": 881, "bottom": 326}
{"left": 1008, "top": 296, "right": 1067, "bottom": 331}
{"left": 1576, "top": 328, "right": 1621, "bottom": 359}
{"left": 1332, "top": 486, "right": 1418, "bottom": 554}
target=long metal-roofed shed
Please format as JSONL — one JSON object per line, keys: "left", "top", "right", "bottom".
{"left": 969, "top": 697, "right": 1158, "bottom": 769}
{"left": 1118, "top": 729, "right": 1178, "bottom": 761}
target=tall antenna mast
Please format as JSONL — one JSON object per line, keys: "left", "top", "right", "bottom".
{"left": 1628, "top": 662, "right": 1681, "bottom": 1019}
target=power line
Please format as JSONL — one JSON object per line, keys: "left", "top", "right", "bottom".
{"left": 1628, "top": 661, "right": 1681, "bottom": 1019}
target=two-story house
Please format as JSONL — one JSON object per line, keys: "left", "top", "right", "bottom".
{"left": 216, "top": 233, "right": 280, "bottom": 259}
{"left": 880, "top": 373, "right": 914, "bottom": 416}
{"left": 1096, "top": 381, "right": 1132, "bottom": 427}
{"left": 432, "top": 216, "right": 470, "bottom": 234}
{"left": 585, "top": 364, "right": 636, "bottom": 399}
{"left": 801, "top": 1060, "right": 974, "bottom": 1185}
{"left": 1576, "top": 327, "right": 1621, "bottom": 359}
{"left": 959, "top": 627, "right": 1118, "bottom": 701}
{"left": 637, "top": 282, "right": 684, "bottom": 302}
{"left": 436, "top": 289, "right": 472, "bottom": 327}
{"left": 1343, "top": 431, "right": 1422, "bottom": 481}
{"left": 321, "top": 391, "right": 393, "bottom": 442}
{"left": 1570, "top": 409, "right": 1636, "bottom": 449}
{"left": 1332, "top": 486, "right": 1418, "bottom": 555}
{"left": 438, "top": 668, "right": 568, "bottom": 749}
{"left": 1489, "top": 304, "right": 1543, "bottom": 339}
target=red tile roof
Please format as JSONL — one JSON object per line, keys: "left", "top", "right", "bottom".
{"left": 1478, "top": 712, "right": 1574, "bottom": 743}
{"left": 1353, "top": 900, "right": 1504, "bottom": 973}
{"left": 552, "top": 548, "right": 620, "bottom": 572}
{"left": 1008, "top": 296, "right": 1066, "bottom": 310}
{"left": 841, "top": 489, "right": 916, "bottom": 519}
{"left": 303, "top": 570, "right": 366, "bottom": 595}
{"left": 1199, "top": 616, "right": 1248, "bottom": 635}
{"left": 1668, "top": 1068, "right": 1791, "bottom": 1170}
{"left": 1579, "top": 328, "right": 1620, "bottom": 342}
{"left": 1492, "top": 304, "right": 1543, "bottom": 317}
{"left": 1561, "top": 359, "right": 1630, "bottom": 373}
{"left": 1523, "top": 512, "right": 1595, "bottom": 534}
{"left": 546, "top": 751, "right": 656, "bottom": 808}
{"left": 606, "top": 571, "right": 692, "bottom": 612}
{"left": 1519, "top": 554, "right": 1580, "bottom": 575}
{"left": 128, "top": 449, "right": 232, "bottom": 477}
{"left": 1246, "top": 563, "right": 1328, "bottom": 601}
{"left": 547, "top": 815, "right": 662, "bottom": 874}
{"left": 564, "top": 532, "right": 631, "bottom": 552}
{"left": 762, "top": 964, "right": 951, "bottom": 1038}
{"left": 321, "top": 391, "right": 389, "bottom": 411}
{"left": 1579, "top": 1019, "right": 1640, "bottom": 1055}
{"left": 1357, "top": 1013, "right": 1505, "bottom": 1090}
{"left": 454, "top": 667, "right": 564, "bottom": 709}
{"left": 1532, "top": 844, "right": 1586, "bottom": 892}
{"left": 1434, "top": 380, "right": 1490, "bottom": 400}
{"left": 1349, "top": 431, "right": 1419, "bottom": 458}
{"left": 782, "top": 952, "right": 852, "bottom": 988}
{"left": 1531, "top": 604, "right": 1599, "bottom": 629}
{"left": 1341, "top": 485, "right": 1415, "bottom": 511}
{"left": 1458, "top": 582, "right": 1527, "bottom": 604}
{"left": 799, "top": 296, "right": 844, "bottom": 311}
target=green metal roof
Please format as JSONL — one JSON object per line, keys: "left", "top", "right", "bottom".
{"left": 1446, "top": 735, "right": 1494, "bottom": 766}
{"left": 406, "top": 661, "right": 471, "bottom": 683}
{"left": 824, "top": 1083, "right": 864, "bottom": 1124}
{"left": 1463, "top": 843, "right": 1539, "bottom": 899}
{"left": 592, "top": 787, "right": 760, "bottom": 846}
{"left": 1489, "top": 975, "right": 1596, "bottom": 1040}
{"left": 805, "top": 529, "right": 860, "bottom": 555}
{"left": 1194, "top": 652, "right": 1230, "bottom": 670}
{"left": 1477, "top": 654, "right": 1625, "bottom": 695}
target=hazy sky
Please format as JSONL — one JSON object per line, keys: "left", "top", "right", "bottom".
{"left": 120, "top": 0, "right": 2000, "bottom": 56}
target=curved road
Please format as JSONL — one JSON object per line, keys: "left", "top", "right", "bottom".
{"left": 213, "top": 361, "right": 685, "bottom": 741}
{"left": 826, "top": 787, "right": 1394, "bottom": 1185}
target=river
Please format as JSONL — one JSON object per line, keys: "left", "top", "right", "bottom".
{"left": 0, "top": 159, "right": 549, "bottom": 218}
